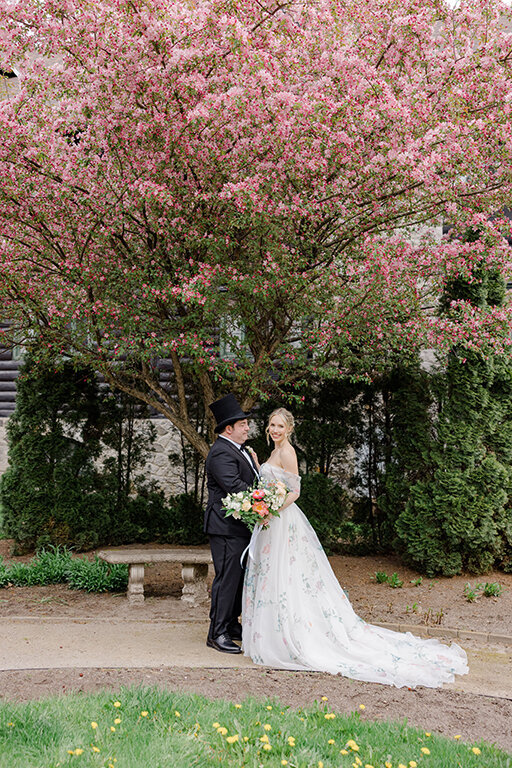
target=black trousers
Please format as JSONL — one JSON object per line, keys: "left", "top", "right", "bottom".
{"left": 208, "top": 534, "right": 250, "bottom": 639}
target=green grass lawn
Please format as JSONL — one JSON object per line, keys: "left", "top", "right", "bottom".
{"left": 0, "top": 686, "right": 509, "bottom": 768}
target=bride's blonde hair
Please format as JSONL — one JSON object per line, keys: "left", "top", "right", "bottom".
{"left": 265, "top": 408, "right": 295, "bottom": 445}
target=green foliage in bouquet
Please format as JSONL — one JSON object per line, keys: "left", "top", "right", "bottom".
{"left": 395, "top": 252, "right": 512, "bottom": 576}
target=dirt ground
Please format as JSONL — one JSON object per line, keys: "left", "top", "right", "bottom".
{"left": 2, "top": 542, "right": 511, "bottom": 635}
{"left": 1, "top": 541, "right": 512, "bottom": 754}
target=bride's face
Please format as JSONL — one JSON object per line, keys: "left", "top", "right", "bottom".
{"left": 268, "top": 415, "right": 288, "bottom": 445}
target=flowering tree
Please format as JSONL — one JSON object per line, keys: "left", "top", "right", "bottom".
{"left": 1, "top": 0, "right": 512, "bottom": 456}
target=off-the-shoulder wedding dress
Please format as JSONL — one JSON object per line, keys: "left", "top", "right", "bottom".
{"left": 242, "top": 462, "right": 468, "bottom": 688}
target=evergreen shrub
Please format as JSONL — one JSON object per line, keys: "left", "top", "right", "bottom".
{"left": 0, "top": 357, "right": 174, "bottom": 551}
{"left": 162, "top": 493, "right": 208, "bottom": 546}
{"left": 395, "top": 255, "right": 512, "bottom": 576}
{"left": 299, "top": 473, "right": 363, "bottom": 553}
{"left": 0, "top": 360, "right": 109, "bottom": 552}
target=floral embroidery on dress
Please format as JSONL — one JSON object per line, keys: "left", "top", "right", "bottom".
{"left": 242, "top": 462, "right": 469, "bottom": 689}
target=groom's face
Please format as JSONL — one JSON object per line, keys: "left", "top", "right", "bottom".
{"left": 226, "top": 418, "right": 250, "bottom": 445}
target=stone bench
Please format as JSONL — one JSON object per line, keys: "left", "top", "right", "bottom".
{"left": 97, "top": 548, "right": 212, "bottom": 607}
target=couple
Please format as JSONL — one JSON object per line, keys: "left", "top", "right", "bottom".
{"left": 204, "top": 394, "right": 469, "bottom": 688}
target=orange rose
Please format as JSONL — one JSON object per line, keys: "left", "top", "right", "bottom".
{"left": 253, "top": 501, "right": 270, "bottom": 517}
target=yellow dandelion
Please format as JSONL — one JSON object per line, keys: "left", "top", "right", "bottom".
{"left": 174, "top": 711, "right": 180, "bottom": 717}
{"left": 67, "top": 751, "right": 75, "bottom": 755}
{"left": 454, "top": 735, "right": 461, "bottom": 740}
{"left": 140, "top": 711, "right": 148, "bottom": 718}
{"left": 113, "top": 701, "right": 121, "bottom": 708}
{"left": 262, "top": 743, "right": 272, "bottom": 751}
{"left": 243, "top": 736, "right": 249, "bottom": 742}
{"left": 266, "top": 705, "right": 273, "bottom": 710}
{"left": 91, "top": 722, "right": 98, "bottom": 729}
{"left": 409, "top": 762, "right": 417, "bottom": 767}
{"left": 424, "top": 732, "right": 431, "bottom": 737}
{"left": 385, "top": 762, "right": 393, "bottom": 768}
{"left": 114, "top": 718, "right": 121, "bottom": 725}
{"left": 226, "top": 734, "right": 239, "bottom": 744}
{"left": 328, "top": 739, "right": 335, "bottom": 744}
{"left": 321, "top": 696, "right": 328, "bottom": 701}
{"left": 420, "top": 747, "right": 430, "bottom": 755}
{"left": 346, "top": 740, "right": 360, "bottom": 751}
{"left": 365, "top": 764, "right": 374, "bottom": 768}
{"left": 359, "top": 704, "right": 366, "bottom": 710}
{"left": 318, "top": 763, "right": 324, "bottom": 768}
{"left": 281, "top": 762, "right": 288, "bottom": 766}
{"left": 472, "top": 747, "right": 481, "bottom": 755}
{"left": 299, "top": 717, "right": 305, "bottom": 721}
{"left": 217, "top": 727, "right": 228, "bottom": 736}
{"left": 263, "top": 723, "right": 272, "bottom": 731}
{"left": 340, "top": 749, "right": 349, "bottom": 755}
{"left": 92, "top": 747, "right": 100, "bottom": 753}
{"left": 352, "top": 763, "right": 359, "bottom": 768}
{"left": 398, "top": 764, "right": 407, "bottom": 768}
{"left": 234, "top": 704, "right": 242, "bottom": 709}
{"left": 110, "top": 727, "right": 116, "bottom": 733}
{"left": 212, "top": 722, "right": 220, "bottom": 728}
{"left": 260, "top": 734, "right": 270, "bottom": 743}
{"left": 287, "top": 736, "right": 296, "bottom": 746}
{"left": 355, "top": 758, "right": 362, "bottom": 767}
{"left": 74, "top": 749, "right": 84, "bottom": 755}
{"left": 324, "top": 713, "right": 336, "bottom": 720}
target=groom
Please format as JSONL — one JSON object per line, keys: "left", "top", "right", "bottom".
{"left": 205, "top": 394, "right": 258, "bottom": 654}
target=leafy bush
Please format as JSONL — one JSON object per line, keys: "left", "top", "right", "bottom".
{"left": 29, "top": 546, "right": 74, "bottom": 584}
{"left": 0, "top": 557, "right": 7, "bottom": 587}
{"left": 0, "top": 547, "right": 127, "bottom": 593}
{"left": 162, "top": 493, "right": 208, "bottom": 546}
{"left": 298, "top": 473, "right": 361, "bottom": 553}
{"left": 0, "top": 359, "right": 108, "bottom": 552}
{"left": 66, "top": 556, "right": 128, "bottom": 593}
{"left": 3, "top": 562, "right": 38, "bottom": 586}
{"left": 395, "top": 261, "right": 512, "bottom": 576}
{"left": 0, "top": 357, "right": 175, "bottom": 552}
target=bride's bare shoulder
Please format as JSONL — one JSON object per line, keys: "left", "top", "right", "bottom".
{"left": 280, "top": 444, "right": 298, "bottom": 475}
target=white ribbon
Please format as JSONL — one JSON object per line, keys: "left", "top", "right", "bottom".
{"left": 240, "top": 524, "right": 262, "bottom": 567}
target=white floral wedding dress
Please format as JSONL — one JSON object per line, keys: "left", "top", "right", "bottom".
{"left": 242, "top": 463, "right": 468, "bottom": 688}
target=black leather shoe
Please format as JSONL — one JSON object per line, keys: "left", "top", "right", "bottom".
{"left": 207, "top": 633, "right": 242, "bottom": 654}
{"left": 228, "top": 624, "right": 243, "bottom": 642}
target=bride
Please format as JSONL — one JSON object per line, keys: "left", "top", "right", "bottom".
{"left": 242, "top": 408, "right": 469, "bottom": 688}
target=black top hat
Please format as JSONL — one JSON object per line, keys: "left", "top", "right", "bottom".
{"left": 209, "top": 394, "right": 252, "bottom": 434}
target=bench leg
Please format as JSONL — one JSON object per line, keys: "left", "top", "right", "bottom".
{"left": 181, "top": 563, "right": 209, "bottom": 607}
{"left": 127, "top": 564, "right": 145, "bottom": 604}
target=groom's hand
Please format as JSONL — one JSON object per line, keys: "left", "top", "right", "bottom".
{"left": 245, "top": 445, "right": 260, "bottom": 469}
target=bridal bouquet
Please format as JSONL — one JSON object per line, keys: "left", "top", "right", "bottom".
{"left": 222, "top": 479, "right": 288, "bottom": 531}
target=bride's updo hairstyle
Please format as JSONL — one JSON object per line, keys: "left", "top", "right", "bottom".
{"left": 265, "top": 408, "right": 295, "bottom": 444}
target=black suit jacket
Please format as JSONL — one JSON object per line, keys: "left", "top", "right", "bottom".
{"left": 204, "top": 437, "right": 257, "bottom": 538}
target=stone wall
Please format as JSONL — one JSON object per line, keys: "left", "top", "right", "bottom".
{"left": 138, "top": 418, "right": 196, "bottom": 497}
